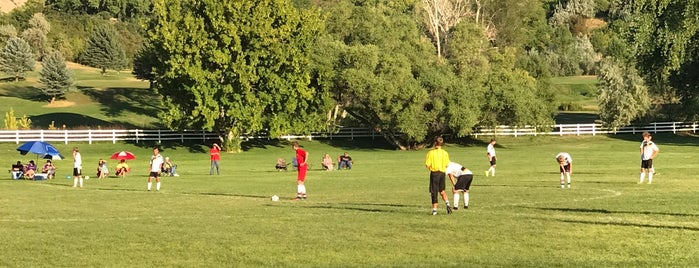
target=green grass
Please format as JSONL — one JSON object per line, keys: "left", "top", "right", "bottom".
{"left": 2, "top": 134, "right": 698, "bottom": 267}
{"left": 0, "top": 64, "right": 157, "bottom": 129}
{"left": 550, "top": 76, "right": 599, "bottom": 112}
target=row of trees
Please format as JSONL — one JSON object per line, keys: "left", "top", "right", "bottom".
{"left": 135, "top": 0, "right": 699, "bottom": 150}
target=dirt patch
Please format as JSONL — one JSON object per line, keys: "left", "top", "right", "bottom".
{"left": 584, "top": 18, "right": 607, "bottom": 31}
{"left": 0, "top": 0, "right": 28, "bottom": 13}
{"left": 43, "top": 100, "right": 76, "bottom": 108}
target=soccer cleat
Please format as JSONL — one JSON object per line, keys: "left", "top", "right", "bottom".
{"left": 464, "top": 206, "right": 469, "bottom": 209}
{"left": 446, "top": 206, "right": 452, "bottom": 214}
{"left": 431, "top": 210, "right": 437, "bottom": 215}
{"left": 452, "top": 207, "right": 458, "bottom": 211}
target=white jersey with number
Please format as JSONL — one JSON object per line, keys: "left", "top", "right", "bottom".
{"left": 150, "top": 154, "right": 164, "bottom": 172}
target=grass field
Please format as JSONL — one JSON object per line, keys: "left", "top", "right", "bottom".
{"left": 2, "top": 134, "right": 698, "bottom": 267}
{"left": 0, "top": 64, "right": 156, "bottom": 129}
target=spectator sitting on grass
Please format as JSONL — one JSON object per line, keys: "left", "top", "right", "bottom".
{"left": 115, "top": 160, "right": 130, "bottom": 178}
{"left": 11, "top": 161, "right": 24, "bottom": 179}
{"left": 338, "top": 152, "right": 353, "bottom": 170}
{"left": 24, "top": 160, "right": 37, "bottom": 180}
{"left": 42, "top": 160, "right": 56, "bottom": 179}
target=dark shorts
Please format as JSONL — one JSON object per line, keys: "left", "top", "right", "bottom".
{"left": 73, "top": 167, "right": 81, "bottom": 176}
{"left": 429, "top": 171, "right": 446, "bottom": 193}
{"left": 454, "top": 174, "right": 474, "bottom": 190}
{"left": 149, "top": 171, "right": 160, "bottom": 178}
{"left": 641, "top": 159, "right": 653, "bottom": 169}
{"left": 559, "top": 164, "right": 571, "bottom": 173}
{"left": 490, "top": 156, "right": 497, "bottom": 166}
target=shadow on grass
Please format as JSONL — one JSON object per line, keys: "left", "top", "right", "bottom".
{"left": 79, "top": 86, "right": 162, "bottom": 119}
{"left": 121, "top": 140, "right": 209, "bottom": 154}
{"left": 555, "top": 112, "right": 599, "bottom": 124}
{"left": 30, "top": 112, "right": 126, "bottom": 129}
{"left": 605, "top": 132, "right": 699, "bottom": 147}
{"left": 316, "top": 138, "right": 398, "bottom": 150}
{"left": 306, "top": 204, "right": 396, "bottom": 213}
{"left": 0, "top": 84, "right": 46, "bottom": 102}
{"left": 557, "top": 219, "right": 699, "bottom": 232}
{"left": 531, "top": 207, "right": 699, "bottom": 217}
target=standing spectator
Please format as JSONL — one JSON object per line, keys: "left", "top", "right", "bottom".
{"left": 209, "top": 143, "right": 221, "bottom": 175}
{"left": 338, "top": 152, "right": 353, "bottom": 170}
{"left": 639, "top": 132, "right": 659, "bottom": 184}
{"left": 42, "top": 160, "right": 56, "bottom": 179}
{"left": 555, "top": 152, "right": 573, "bottom": 189}
{"left": 72, "top": 147, "right": 83, "bottom": 188}
{"left": 485, "top": 138, "right": 497, "bottom": 177}
{"left": 425, "top": 137, "right": 452, "bottom": 215}
{"left": 148, "top": 148, "right": 164, "bottom": 191}
{"left": 115, "top": 159, "right": 130, "bottom": 178}
{"left": 292, "top": 141, "right": 308, "bottom": 200}
{"left": 321, "top": 154, "right": 334, "bottom": 171}
{"left": 446, "top": 161, "right": 473, "bottom": 210}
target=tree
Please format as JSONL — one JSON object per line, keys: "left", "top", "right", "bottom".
{"left": 0, "top": 24, "right": 17, "bottom": 44}
{"left": 80, "top": 25, "right": 126, "bottom": 74}
{"left": 145, "top": 0, "right": 331, "bottom": 152}
{"left": 597, "top": 58, "right": 651, "bottom": 128}
{"left": 21, "top": 13, "right": 51, "bottom": 58}
{"left": 0, "top": 37, "right": 35, "bottom": 81}
{"left": 132, "top": 41, "right": 156, "bottom": 88}
{"left": 39, "top": 51, "right": 73, "bottom": 103}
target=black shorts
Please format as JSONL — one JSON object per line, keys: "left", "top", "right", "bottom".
{"left": 454, "top": 174, "right": 473, "bottom": 190}
{"left": 559, "top": 164, "right": 571, "bottom": 173}
{"left": 149, "top": 171, "right": 160, "bottom": 178}
{"left": 641, "top": 159, "right": 653, "bottom": 169}
{"left": 73, "top": 167, "right": 81, "bottom": 176}
{"left": 490, "top": 156, "right": 497, "bottom": 166}
{"left": 429, "top": 171, "right": 446, "bottom": 193}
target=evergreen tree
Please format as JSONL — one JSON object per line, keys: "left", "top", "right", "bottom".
{"left": 40, "top": 51, "right": 73, "bottom": 103}
{"left": 80, "top": 25, "right": 126, "bottom": 74}
{"left": 0, "top": 37, "right": 35, "bottom": 81}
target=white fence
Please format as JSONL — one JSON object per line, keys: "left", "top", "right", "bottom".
{"left": 0, "top": 122, "right": 695, "bottom": 144}
{"left": 0, "top": 127, "right": 378, "bottom": 144}
{"left": 473, "top": 122, "right": 698, "bottom": 137}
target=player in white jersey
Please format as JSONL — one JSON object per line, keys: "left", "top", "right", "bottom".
{"left": 72, "top": 147, "right": 83, "bottom": 188}
{"left": 148, "top": 147, "right": 164, "bottom": 191}
{"left": 485, "top": 138, "right": 496, "bottom": 177}
{"left": 555, "top": 152, "right": 572, "bottom": 189}
{"left": 639, "top": 132, "right": 659, "bottom": 184}
{"left": 446, "top": 162, "right": 474, "bottom": 210}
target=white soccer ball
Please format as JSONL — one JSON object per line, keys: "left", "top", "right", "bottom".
{"left": 271, "top": 195, "right": 279, "bottom": 202}
{"left": 84, "top": 176, "right": 90, "bottom": 180}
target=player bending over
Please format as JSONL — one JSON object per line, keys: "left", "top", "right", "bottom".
{"left": 555, "top": 152, "right": 572, "bottom": 189}
{"left": 446, "top": 162, "right": 474, "bottom": 210}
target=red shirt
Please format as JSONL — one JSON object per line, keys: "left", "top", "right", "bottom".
{"left": 295, "top": 148, "right": 307, "bottom": 166}
{"left": 210, "top": 147, "right": 220, "bottom": 161}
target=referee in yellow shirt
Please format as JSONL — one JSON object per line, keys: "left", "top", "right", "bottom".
{"left": 425, "top": 137, "right": 452, "bottom": 215}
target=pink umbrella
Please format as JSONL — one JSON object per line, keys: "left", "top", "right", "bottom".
{"left": 110, "top": 151, "right": 136, "bottom": 160}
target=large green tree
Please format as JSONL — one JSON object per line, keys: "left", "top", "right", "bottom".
{"left": 0, "top": 37, "right": 35, "bottom": 81}
{"left": 145, "top": 0, "right": 331, "bottom": 152}
{"left": 611, "top": 0, "right": 699, "bottom": 118}
{"left": 597, "top": 57, "right": 650, "bottom": 128}
{"left": 80, "top": 25, "right": 126, "bottom": 74}
{"left": 39, "top": 51, "right": 73, "bottom": 103}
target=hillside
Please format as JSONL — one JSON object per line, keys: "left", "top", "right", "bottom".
{"left": 0, "top": 0, "right": 27, "bottom": 14}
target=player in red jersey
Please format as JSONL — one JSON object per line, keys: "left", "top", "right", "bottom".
{"left": 292, "top": 141, "right": 308, "bottom": 200}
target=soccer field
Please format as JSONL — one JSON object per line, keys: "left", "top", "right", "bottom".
{"left": 1, "top": 134, "right": 698, "bottom": 267}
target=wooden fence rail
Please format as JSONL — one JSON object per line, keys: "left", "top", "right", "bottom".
{"left": 0, "top": 122, "right": 695, "bottom": 144}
